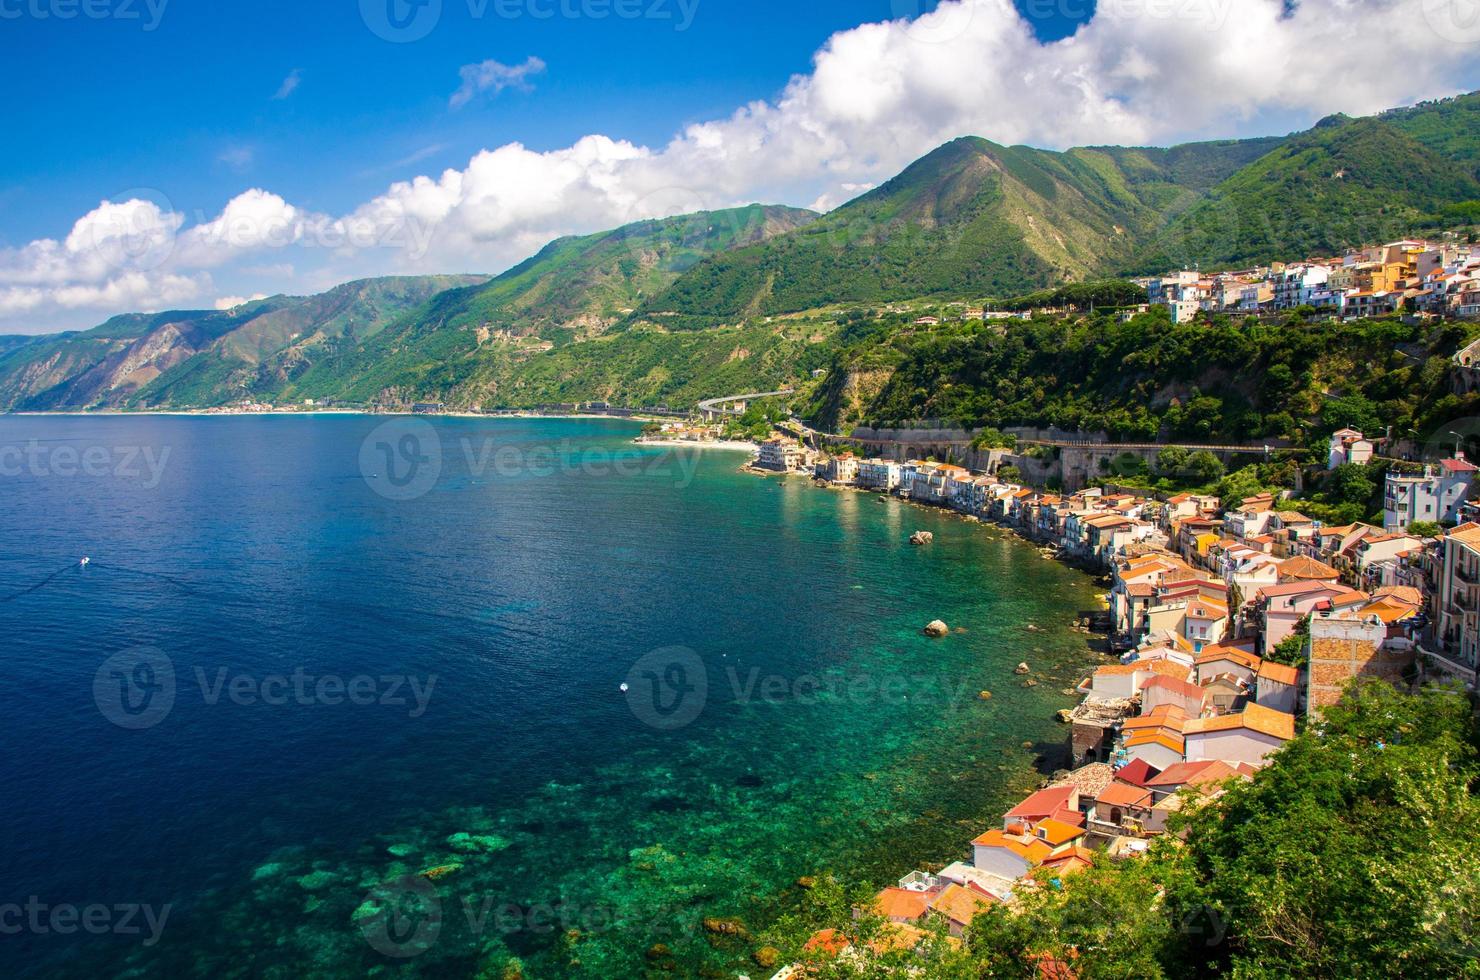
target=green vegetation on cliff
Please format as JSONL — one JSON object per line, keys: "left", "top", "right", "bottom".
{"left": 758, "top": 680, "right": 1480, "bottom": 978}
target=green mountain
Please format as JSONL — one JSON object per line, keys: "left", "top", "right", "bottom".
{"left": 410, "top": 203, "right": 818, "bottom": 345}
{"left": 4, "top": 93, "right": 1479, "bottom": 415}
{"left": 632, "top": 134, "right": 1285, "bottom": 324}
{"left": 1140, "top": 112, "right": 1480, "bottom": 270}
{"left": 0, "top": 276, "right": 482, "bottom": 410}
{"left": 113, "top": 205, "right": 815, "bottom": 409}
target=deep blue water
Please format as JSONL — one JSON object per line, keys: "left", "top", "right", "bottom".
{"left": 0, "top": 415, "right": 1100, "bottom": 977}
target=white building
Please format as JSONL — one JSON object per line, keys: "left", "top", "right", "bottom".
{"left": 1383, "top": 456, "right": 1478, "bottom": 529}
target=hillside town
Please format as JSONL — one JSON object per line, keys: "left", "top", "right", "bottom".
{"left": 1133, "top": 239, "right": 1479, "bottom": 323}
{"left": 755, "top": 418, "right": 1480, "bottom": 971}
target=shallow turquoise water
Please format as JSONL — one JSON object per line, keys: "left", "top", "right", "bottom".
{"left": 0, "top": 415, "right": 1101, "bottom": 977}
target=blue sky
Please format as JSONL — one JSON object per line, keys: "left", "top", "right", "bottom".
{"left": 0, "top": 1, "right": 1090, "bottom": 247}
{"left": 2, "top": 0, "right": 1476, "bottom": 333}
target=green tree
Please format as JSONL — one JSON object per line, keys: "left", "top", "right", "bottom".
{"left": 1185, "top": 450, "right": 1226, "bottom": 484}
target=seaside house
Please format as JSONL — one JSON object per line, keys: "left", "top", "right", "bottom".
{"left": 856, "top": 458, "right": 903, "bottom": 491}
{"left": 1090, "top": 782, "right": 1155, "bottom": 835}
{"left": 927, "top": 884, "right": 998, "bottom": 938}
{"left": 1140, "top": 674, "right": 1208, "bottom": 717}
{"left": 1182, "top": 703, "right": 1296, "bottom": 766}
{"left": 969, "top": 829, "right": 1053, "bottom": 880}
{"left": 1118, "top": 706, "right": 1188, "bottom": 771}
{"left": 1193, "top": 642, "right": 1262, "bottom": 686}
{"left": 1254, "top": 660, "right": 1300, "bottom": 713}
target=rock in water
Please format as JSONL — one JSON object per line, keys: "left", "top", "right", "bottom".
{"left": 923, "top": 620, "right": 949, "bottom": 638}
{"left": 1014, "top": 662, "right": 1031, "bottom": 675}
{"left": 1056, "top": 709, "right": 1074, "bottom": 723}
{"left": 909, "top": 531, "right": 934, "bottom": 545}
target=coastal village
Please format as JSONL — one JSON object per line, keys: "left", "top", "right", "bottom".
{"left": 747, "top": 424, "right": 1480, "bottom": 971}
{"left": 656, "top": 238, "right": 1480, "bottom": 972}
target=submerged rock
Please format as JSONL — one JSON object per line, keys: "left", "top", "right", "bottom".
{"left": 923, "top": 620, "right": 949, "bottom": 638}
{"left": 386, "top": 843, "right": 416, "bottom": 858}
{"left": 420, "top": 863, "right": 463, "bottom": 881}
{"left": 978, "top": 690, "right": 992, "bottom": 701}
{"left": 1056, "top": 709, "right": 1074, "bottom": 723}
{"left": 702, "top": 917, "right": 750, "bottom": 938}
{"left": 251, "top": 862, "right": 286, "bottom": 882}
{"left": 909, "top": 531, "right": 934, "bottom": 545}
{"left": 296, "top": 870, "right": 337, "bottom": 891}
{"left": 754, "top": 946, "right": 781, "bottom": 969}
{"left": 447, "top": 832, "right": 512, "bottom": 854}
{"left": 1014, "top": 662, "right": 1031, "bottom": 675}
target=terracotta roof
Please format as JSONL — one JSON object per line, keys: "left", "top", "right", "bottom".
{"left": 970, "top": 829, "right": 1053, "bottom": 864}
{"left": 1277, "top": 555, "right": 1341, "bottom": 581}
{"left": 1033, "top": 818, "right": 1086, "bottom": 847}
{"left": 1441, "top": 457, "right": 1478, "bottom": 473}
{"left": 1184, "top": 703, "right": 1295, "bottom": 741}
{"left": 804, "top": 928, "right": 849, "bottom": 956}
{"left": 1004, "top": 785, "right": 1076, "bottom": 821}
{"left": 1123, "top": 730, "right": 1186, "bottom": 754}
{"left": 1257, "top": 660, "right": 1299, "bottom": 686}
{"left": 871, "top": 887, "right": 931, "bottom": 922}
{"left": 1141, "top": 674, "right": 1209, "bottom": 703}
{"left": 1113, "top": 758, "right": 1161, "bottom": 786}
{"left": 929, "top": 883, "right": 997, "bottom": 926}
{"left": 1195, "top": 645, "right": 1262, "bottom": 670}
{"left": 1373, "top": 585, "right": 1424, "bottom": 605}
{"left": 1096, "top": 782, "right": 1153, "bottom": 808}
{"left": 1146, "top": 759, "right": 1242, "bottom": 791}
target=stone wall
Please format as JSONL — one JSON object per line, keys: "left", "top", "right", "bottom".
{"left": 1307, "top": 616, "right": 1415, "bottom": 713}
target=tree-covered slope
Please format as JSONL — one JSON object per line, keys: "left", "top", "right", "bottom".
{"left": 1138, "top": 113, "right": 1480, "bottom": 270}
{"left": 635, "top": 137, "right": 1171, "bottom": 323}
{"left": 810, "top": 306, "right": 1479, "bottom": 451}
{"left": 406, "top": 203, "right": 818, "bottom": 343}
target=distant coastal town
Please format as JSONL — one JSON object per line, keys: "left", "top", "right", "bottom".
{"left": 697, "top": 420, "right": 1479, "bottom": 971}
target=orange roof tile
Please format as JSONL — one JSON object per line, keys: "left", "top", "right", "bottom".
{"left": 929, "top": 883, "right": 997, "bottom": 927}
{"left": 870, "top": 887, "right": 931, "bottom": 922}
{"left": 970, "top": 829, "right": 1053, "bottom": 864}
{"left": 1257, "top": 660, "right": 1299, "bottom": 686}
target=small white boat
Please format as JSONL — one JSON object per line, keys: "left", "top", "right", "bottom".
{"left": 79, "top": 557, "right": 91, "bottom": 567}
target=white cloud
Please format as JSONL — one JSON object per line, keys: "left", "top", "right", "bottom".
{"left": 449, "top": 56, "right": 547, "bottom": 109}
{"left": 217, "top": 145, "right": 255, "bottom": 172}
{"left": 5, "top": 0, "right": 1479, "bottom": 334}
{"left": 215, "top": 293, "right": 269, "bottom": 310}
{"left": 273, "top": 69, "right": 302, "bottom": 100}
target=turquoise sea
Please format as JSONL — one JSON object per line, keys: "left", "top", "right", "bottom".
{"left": 0, "top": 415, "right": 1102, "bottom": 977}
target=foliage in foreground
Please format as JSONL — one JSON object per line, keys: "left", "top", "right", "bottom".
{"left": 760, "top": 680, "right": 1480, "bottom": 978}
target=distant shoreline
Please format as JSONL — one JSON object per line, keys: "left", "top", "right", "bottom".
{"left": 5, "top": 409, "right": 651, "bottom": 422}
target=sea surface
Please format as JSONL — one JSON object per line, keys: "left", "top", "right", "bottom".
{"left": 0, "top": 415, "right": 1102, "bottom": 977}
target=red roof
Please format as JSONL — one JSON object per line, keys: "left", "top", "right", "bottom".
{"left": 1004, "top": 785, "right": 1076, "bottom": 821}
{"left": 1113, "top": 758, "right": 1161, "bottom": 786}
{"left": 1441, "top": 457, "right": 1479, "bottom": 473}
